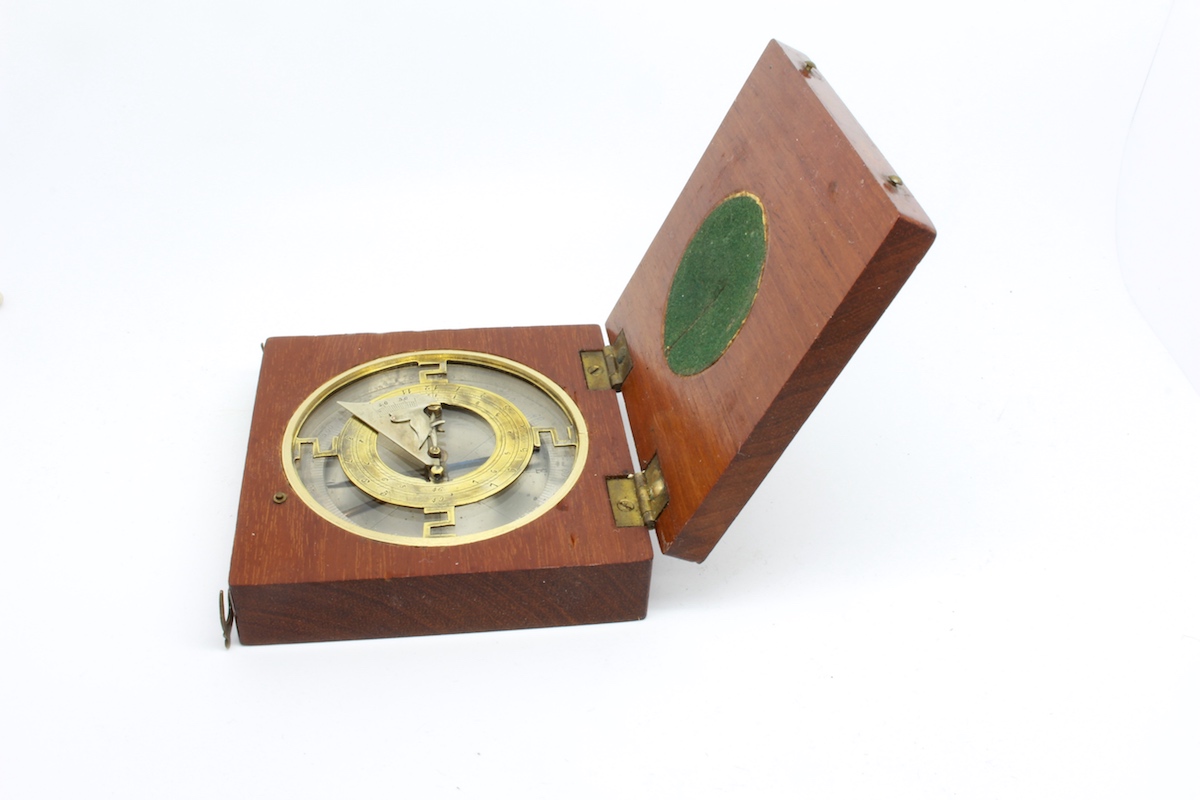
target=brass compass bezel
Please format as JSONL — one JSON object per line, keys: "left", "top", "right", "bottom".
{"left": 281, "top": 349, "right": 590, "bottom": 547}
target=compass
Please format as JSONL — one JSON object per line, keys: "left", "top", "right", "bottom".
{"left": 223, "top": 40, "right": 936, "bottom": 645}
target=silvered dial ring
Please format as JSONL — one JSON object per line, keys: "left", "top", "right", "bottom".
{"left": 282, "top": 350, "right": 588, "bottom": 546}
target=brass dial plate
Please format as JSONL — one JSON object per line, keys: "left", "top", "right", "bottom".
{"left": 283, "top": 350, "right": 588, "bottom": 546}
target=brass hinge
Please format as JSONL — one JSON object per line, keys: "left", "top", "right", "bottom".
{"left": 581, "top": 329, "right": 632, "bottom": 391}
{"left": 607, "top": 453, "right": 669, "bottom": 527}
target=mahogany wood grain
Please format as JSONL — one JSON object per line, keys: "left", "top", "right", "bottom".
{"left": 229, "top": 325, "right": 653, "bottom": 644}
{"left": 607, "top": 40, "right": 936, "bottom": 562}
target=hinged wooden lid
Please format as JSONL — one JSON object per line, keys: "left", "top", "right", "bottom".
{"left": 606, "top": 40, "right": 936, "bottom": 562}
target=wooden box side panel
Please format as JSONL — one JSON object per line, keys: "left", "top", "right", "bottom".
{"left": 231, "top": 559, "right": 653, "bottom": 645}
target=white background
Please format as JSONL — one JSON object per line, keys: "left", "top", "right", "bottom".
{"left": 2, "top": 1, "right": 1197, "bottom": 797}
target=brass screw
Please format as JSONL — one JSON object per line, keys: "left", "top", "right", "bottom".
{"left": 272, "top": 492, "right": 287, "bottom": 504}
{"left": 886, "top": 174, "right": 904, "bottom": 187}
{"left": 801, "top": 60, "right": 817, "bottom": 74}
{"left": 618, "top": 499, "right": 636, "bottom": 512}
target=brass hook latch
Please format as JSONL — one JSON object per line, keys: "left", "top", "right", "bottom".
{"left": 219, "top": 590, "right": 235, "bottom": 649}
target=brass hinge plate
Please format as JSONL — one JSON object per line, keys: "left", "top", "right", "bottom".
{"left": 581, "top": 329, "right": 632, "bottom": 391}
{"left": 606, "top": 453, "right": 669, "bottom": 527}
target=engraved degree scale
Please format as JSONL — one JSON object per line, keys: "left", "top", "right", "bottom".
{"left": 224, "top": 41, "right": 936, "bottom": 645}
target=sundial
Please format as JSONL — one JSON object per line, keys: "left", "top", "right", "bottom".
{"left": 222, "top": 40, "right": 936, "bottom": 645}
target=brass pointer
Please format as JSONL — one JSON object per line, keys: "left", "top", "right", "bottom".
{"left": 337, "top": 397, "right": 446, "bottom": 477}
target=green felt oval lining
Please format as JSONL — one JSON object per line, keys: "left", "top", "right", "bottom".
{"left": 662, "top": 192, "right": 767, "bottom": 376}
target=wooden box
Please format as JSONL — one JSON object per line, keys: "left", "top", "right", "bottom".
{"left": 225, "top": 40, "right": 935, "bottom": 645}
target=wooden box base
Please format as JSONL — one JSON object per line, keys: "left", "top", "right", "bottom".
{"left": 228, "top": 325, "right": 653, "bottom": 645}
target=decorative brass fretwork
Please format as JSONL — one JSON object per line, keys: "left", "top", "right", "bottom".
{"left": 532, "top": 426, "right": 578, "bottom": 449}
{"left": 423, "top": 506, "right": 456, "bottom": 538}
{"left": 294, "top": 436, "right": 338, "bottom": 460}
